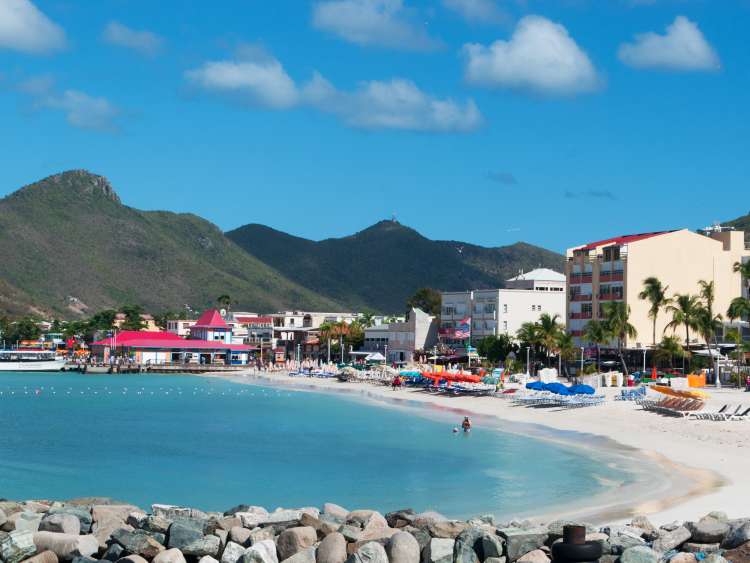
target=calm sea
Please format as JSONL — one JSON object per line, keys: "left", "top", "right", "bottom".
{"left": 0, "top": 373, "right": 631, "bottom": 518}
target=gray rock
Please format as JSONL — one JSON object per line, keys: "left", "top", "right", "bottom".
{"left": 722, "top": 521, "right": 750, "bottom": 549}
{"left": 426, "top": 521, "right": 468, "bottom": 540}
{"left": 387, "top": 532, "right": 420, "bottom": 563}
{"left": 32, "top": 532, "right": 99, "bottom": 561}
{"left": 346, "top": 542, "right": 388, "bottom": 563}
{"left": 264, "top": 511, "right": 304, "bottom": 527}
{"left": 127, "top": 512, "right": 148, "bottom": 529}
{"left": 23, "top": 550, "right": 60, "bottom": 563}
{"left": 152, "top": 548, "right": 187, "bottom": 563}
{"left": 683, "top": 542, "right": 721, "bottom": 554}
{"left": 248, "top": 527, "right": 275, "bottom": 546}
{"left": 236, "top": 508, "right": 269, "bottom": 529}
{"left": 282, "top": 547, "right": 316, "bottom": 563}
{"left": 497, "top": 528, "right": 548, "bottom": 562}
{"left": 703, "top": 555, "right": 729, "bottom": 563}
{"left": 167, "top": 522, "right": 204, "bottom": 550}
{"left": 277, "top": 527, "right": 317, "bottom": 561}
{"left": 152, "top": 505, "right": 209, "bottom": 522}
{"left": 92, "top": 506, "right": 137, "bottom": 550}
{"left": 241, "top": 539, "right": 279, "bottom": 563}
{"left": 1, "top": 530, "right": 37, "bottom": 563}
{"left": 385, "top": 511, "right": 415, "bottom": 530}
{"left": 608, "top": 529, "right": 645, "bottom": 555}
{"left": 71, "top": 557, "right": 98, "bottom": 563}
{"left": 323, "top": 505, "right": 349, "bottom": 522}
{"left": 103, "top": 543, "right": 125, "bottom": 561}
{"left": 516, "top": 550, "right": 548, "bottom": 563}
{"left": 317, "top": 532, "right": 347, "bottom": 563}
{"left": 482, "top": 534, "right": 505, "bottom": 559}
{"left": 706, "top": 512, "right": 728, "bottom": 523}
{"left": 214, "top": 528, "right": 228, "bottom": 552}
{"left": 47, "top": 507, "right": 93, "bottom": 534}
{"left": 423, "top": 538, "right": 454, "bottom": 563}
{"left": 116, "top": 555, "right": 148, "bottom": 563}
{"left": 403, "top": 528, "right": 430, "bottom": 553}
{"left": 660, "top": 522, "right": 682, "bottom": 532}
{"left": 687, "top": 518, "right": 730, "bottom": 544}
{"left": 40, "top": 514, "right": 81, "bottom": 536}
{"left": 652, "top": 526, "right": 691, "bottom": 553}
{"left": 484, "top": 558, "right": 506, "bottom": 563}
{"left": 12, "top": 511, "right": 44, "bottom": 533}
{"left": 142, "top": 517, "right": 171, "bottom": 535}
{"left": 181, "top": 534, "right": 221, "bottom": 558}
{"left": 111, "top": 528, "right": 166, "bottom": 559}
{"left": 200, "top": 557, "right": 220, "bottom": 563}
{"left": 619, "top": 546, "right": 659, "bottom": 563}
{"left": 0, "top": 509, "right": 7, "bottom": 528}
{"left": 453, "top": 528, "right": 483, "bottom": 563}
{"left": 222, "top": 542, "right": 247, "bottom": 563}
{"left": 629, "top": 516, "right": 656, "bottom": 537}
{"left": 339, "top": 525, "right": 361, "bottom": 543}
{"left": 412, "top": 513, "right": 447, "bottom": 529}
{"left": 230, "top": 526, "right": 253, "bottom": 546}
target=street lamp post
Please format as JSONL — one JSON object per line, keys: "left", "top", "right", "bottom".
{"left": 580, "top": 346, "right": 585, "bottom": 376}
{"left": 384, "top": 344, "right": 388, "bottom": 365}
{"left": 642, "top": 348, "right": 647, "bottom": 374}
{"left": 526, "top": 347, "right": 531, "bottom": 375}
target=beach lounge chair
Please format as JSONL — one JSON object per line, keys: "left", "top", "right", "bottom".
{"left": 689, "top": 404, "right": 739, "bottom": 421}
{"left": 730, "top": 406, "right": 750, "bottom": 421}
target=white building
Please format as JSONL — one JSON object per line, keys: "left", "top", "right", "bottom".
{"left": 440, "top": 268, "right": 566, "bottom": 346}
{"left": 166, "top": 319, "right": 196, "bottom": 337}
{"left": 363, "top": 308, "right": 438, "bottom": 364}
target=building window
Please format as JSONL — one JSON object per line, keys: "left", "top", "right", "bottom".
{"left": 503, "top": 304, "right": 508, "bottom": 313}
{"left": 503, "top": 321, "right": 508, "bottom": 331}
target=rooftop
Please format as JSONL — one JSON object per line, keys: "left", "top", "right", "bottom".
{"left": 506, "top": 268, "right": 565, "bottom": 282}
{"left": 575, "top": 230, "right": 677, "bottom": 252}
{"left": 90, "top": 330, "right": 252, "bottom": 351}
{"left": 192, "top": 309, "right": 228, "bottom": 329}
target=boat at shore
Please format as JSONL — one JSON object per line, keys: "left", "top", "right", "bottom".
{"left": 0, "top": 349, "right": 66, "bottom": 371}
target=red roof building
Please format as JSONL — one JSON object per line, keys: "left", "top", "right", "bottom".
{"left": 192, "top": 309, "right": 229, "bottom": 329}
{"left": 190, "top": 309, "right": 232, "bottom": 344}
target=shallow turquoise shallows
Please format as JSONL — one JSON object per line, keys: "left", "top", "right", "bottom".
{"left": 0, "top": 373, "right": 631, "bottom": 518}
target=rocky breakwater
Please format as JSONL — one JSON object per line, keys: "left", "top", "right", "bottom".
{"left": 1, "top": 500, "right": 750, "bottom": 563}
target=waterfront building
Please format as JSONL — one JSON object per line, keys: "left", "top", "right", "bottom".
{"left": 271, "top": 310, "right": 359, "bottom": 360}
{"left": 189, "top": 309, "right": 232, "bottom": 344}
{"left": 166, "top": 319, "right": 196, "bottom": 337}
{"left": 439, "top": 268, "right": 567, "bottom": 348}
{"left": 566, "top": 228, "right": 750, "bottom": 349}
{"left": 90, "top": 330, "right": 252, "bottom": 365}
{"left": 363, "top": 308, "right": 438, "bottom": 364}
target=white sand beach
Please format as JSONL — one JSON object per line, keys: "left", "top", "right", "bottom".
{"left": 208, "top": 370, "right": 750, "bottom": 524}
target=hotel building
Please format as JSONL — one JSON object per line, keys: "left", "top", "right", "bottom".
{"left": 566, "top": 229, "right": 750, "bottom": 349}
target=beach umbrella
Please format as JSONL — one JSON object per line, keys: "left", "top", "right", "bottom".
{"left": 568, "top": 384, "right": 595, "bottom": 395}
{"left": 651, "top": 385, "right": 709, "bottom": 400}
{"left": 543, "top": 382, "right": 572, "bottom": 395}
{"left": 526, "top": 381, "right": 545, "bottom": 390}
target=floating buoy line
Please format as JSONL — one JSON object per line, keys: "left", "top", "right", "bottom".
{"left": 0, "top": 385, "right": 295, "bottom": 399}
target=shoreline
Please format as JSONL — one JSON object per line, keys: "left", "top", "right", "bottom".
{"left": 201, "top": 370, "right": 737, "bottom": 525}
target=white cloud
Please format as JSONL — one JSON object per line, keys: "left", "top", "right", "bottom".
{"left": 41, "top": 90, "right": 120, "bottom": 132}
{"left": 186, "top": 52, "right": 480, "bottom": 133}
{"left": 0, "top": 0, "right": 65, "bottom": 54}
{"left": 617, "top": 16, "right": 720, "bottom": 71}
{"left": 462, "top": 15, "right": 600, "bottom": 95}
{"left": 185, "top": 48, "right": 299, "bottom": 109}
{"left": 443, "top": 0, "right": 508, "bottom": 25}
{"left": 311, "top": 0, "right": 439, "bottom": 51}
{"left": 102, "top": 21, "right": 163, "bottom": 57}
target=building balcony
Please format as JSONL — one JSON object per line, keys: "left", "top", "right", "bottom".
{"left": 569, "top": 273, "right": 593, "bottom": 284}
{"left": 599, "top": 272, "right": 624, "bottom": 283}
{"left": 569, "top": 312, "right": 593, "bottom": 320}
{"left": 571, "top": 293, "right": 593, "bottom": 302}
{"left": 598, "top": 294, "right": 623, "bottom": 302}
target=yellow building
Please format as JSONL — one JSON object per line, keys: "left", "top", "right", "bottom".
{"left": 566, "top": 229, "right": 750, "bottom": 349}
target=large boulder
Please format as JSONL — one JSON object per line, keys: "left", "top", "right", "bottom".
{"left": 346, "top": 542, "right": 388, "bottom": 563}
{"left": 386, "top": 532, "right": 419, "bottom": 563}
{"left": 152, "top": 505, "right": 208, "bottom": 522}
{"left": 24, "top": 550, "right": 59, "bottom": 563}
{"left": 385, "top": 511, "right": 415, "bottom": 530}
{"left": 103, "top": 543, "right": 125, "bottom": 561}
{"left": 248, "top": 527, "right": 275, "bottom": 546}
{"left": 222, "top": 542, "right": 247, "bottom": 563}
{"left": 652, "top": 526, "right": 691, "bottom": 553}
{"left": 142, "top": 517, "right": 171, "bottom": 535}
{"left": 453, "top": 528, "right": 484, "bottom": 563}
{"left": 722, "top": 521, "right": 750, "bottom": 549}
{"left": 181, "top": 534, "right": 221, "bottom": 558}
{"left": 92, "top": 506, "right": 137, "bottom": 549}
{"left": 230, "top": 527, "right": 253, "bottom": 547}
{"left": 116, "top": 555, "right": 149, "bottom": 563}
{"left": 323, "top": 505, "right": 349, "bottom": 522}
{"left": 629, "top": 516, "right": 656, "bottom": 538}
{"left": 241, "top": 539, "right": 279, "bottom": 563}
{"left": 317, "top": 532, "right": 347, "bottom": 563}
{"left": 620, "top": 546, "right": 659, "bottom": 563}
{"left": 426, "top": 521, "right": 468, "bottom": 540}
{"left": 670, "top": 554, "right": 697, "bottom": 563}
{"left": 40, "top": 514, "right": 81, "bottom": 536}
{"left": 167, "top": 522, "right": 204, "bottom": 550}
{"left": 153, "top": 548, "right": 187, "bottom": 563}
{"left": 608, "top": 528, "right": 645, "bottom": 555}
{"left": 0, "top": 509, "right": 7, "bottom": 529}
{"left": 282, "top": 547, "right": 316, "bottom": 563}
{"left": 423, "top": 538, "right": 454, "bottom": 563}
{"left": 516, "top": 550, "right": 548, "bottom": 563}
{"left": 111, "top": 528, "right": 166, "bottom": 559}
{"left": 11, "top": 511, "right": 44, "bottom": 533}
{"left": 32, "top": 532, "right": 98, "bottom": 561}
{"left": 687, "top": 517, "right": 730, "bottom": 544}
{"left": 236, "top": 508, "right": 269, "bottom": 530}
{"left": 47, "top": 508, "right": 92, "bottom": 534}
{"left": 277, "top": 527, "right": 317, "bottom": 561}
{"left": 1, "top": 530, "right": 37, "bottom": 563}
{"left": 497, "top": 528, "right": 548, "bottom": 563}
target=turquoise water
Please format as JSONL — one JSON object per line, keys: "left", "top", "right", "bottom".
{"left": 0, "top": 373, "right": 632, "bottom": 518}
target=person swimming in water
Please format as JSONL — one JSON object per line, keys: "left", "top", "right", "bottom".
{"left": 461, "top": 416, "right": 472, "bottom": 432}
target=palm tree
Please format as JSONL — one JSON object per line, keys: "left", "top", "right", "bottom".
{"left": 601, "top": 301, "right": 637, "bottom": 375}
{"left": 695, "top": 303, "right": 723, "bottom": 379}
{"left": 727, "top": 298, "right": 750, "bottom": 382}
{"left": 217, "top": 294, "right": 232, "bottom": 311}
{"left": 584, "top": 319, "right": 608, "bottom": 372}
{"left": 358, "top": 312, "right": 376, "bottom": 328}
{"left": 556, "top": 331, "right": 577, "bottom": 378}
{"left": 654, "top": 335, "right": 685, "bottom": 369}
{"left": 638, "top": 277, "right": 670, "bottom": 353}
{"left": 724, "top": 327, "right": 749, "bottom": 388}
{"left": 734, "top": 260, "right": 750, "bottom": 299}
{"left": 537, "top": 313, "right": 563, "bottom": 367}
{"left": 665, "top": 293, "right": 701, "bottom": 370}
{"left": 516, "top": 322, "right": 540, "bottom": 373}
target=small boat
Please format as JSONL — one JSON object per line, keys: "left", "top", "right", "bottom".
{"left": 0, "top": 349, "right": 66, "bottom": 372}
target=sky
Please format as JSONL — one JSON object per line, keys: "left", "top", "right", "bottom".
{"left": 0, "top": 0, "right": 748, "bottom": 253}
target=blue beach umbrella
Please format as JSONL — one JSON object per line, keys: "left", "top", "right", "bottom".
{"left": 526, "top": 381, "right": 545, "bottom": 390}
{"left": 543, "top": 382, "right": 572, "bottom": 395}
{"left": 568, "top": 384, "right": 595, "bottom": 395}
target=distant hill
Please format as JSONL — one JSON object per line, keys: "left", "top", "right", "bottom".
{"left": 726, "top": 212, "right": 750, "bottom": 234}
{"left": 226, "top": 220, "right": 565, "bottom": 313}
{"left": 0, "top": 171, "right": 339, "bottom": 317}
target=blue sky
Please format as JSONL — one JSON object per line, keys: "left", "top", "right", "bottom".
{"left": 1, "top": 0, "right": 748, "bottom": 253}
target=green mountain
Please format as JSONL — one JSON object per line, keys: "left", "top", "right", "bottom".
{"left": 0, "top": 170, "right": 340, "bottom": 317}
{"left": 226, "top": 220, "right": 565, "bottom": 313}
{"left": 726, "top": 212, "right": 750, "bottom": 234}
